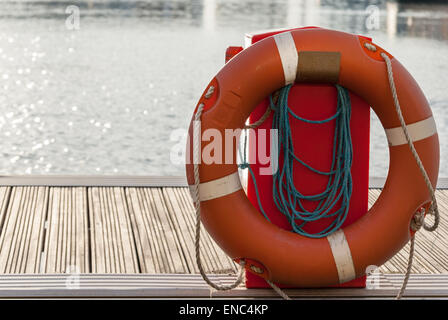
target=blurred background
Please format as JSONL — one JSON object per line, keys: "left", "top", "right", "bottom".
{"left": 0, "top": 0, "right": 446, "bottom": 177}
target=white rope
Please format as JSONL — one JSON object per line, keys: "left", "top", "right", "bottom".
{"left": 396, "top": 209, "right": 424, "bottom": 299}
{"left": 244, "top": 106, "right": 272, "bottom": 129}
{"left": 244, "top": 91, "right": 278, "bottom": 129}
{"left": 396, "top": 236, "right": 416, "bottom": 299}
{"left": 192, "top": 103, "right": 246, "bottom": 291}
{"left": 380, "top": 51, "right": 440, "bottom": 299}
{"left": 364, "top": 43, "right": 377, "bottom": 52}
{"left": 266, "top": 280, "right": 292, "bottom": 300}
{"left": 381, "top": 53, "right": 439, "bottom": 232}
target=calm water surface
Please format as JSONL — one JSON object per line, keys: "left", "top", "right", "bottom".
{"left": 0, "top": 0, "right": 447, "bottom": 177}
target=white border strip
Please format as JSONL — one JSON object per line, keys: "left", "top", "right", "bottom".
{"left": 386, "top": 116, "right": 437, "bottom": 147}
{"left": 273, "top": 32, "right": 298, "bottom": 85}
{"left": 189, "top": 172, "right": 242, "bottom": 202}
{"left": 327, "top": 230, "right": 356, "bottom": 284}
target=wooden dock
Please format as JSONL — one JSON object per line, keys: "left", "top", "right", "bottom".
{"left": 0, "top": 176, "right": 446, "bottom": 298}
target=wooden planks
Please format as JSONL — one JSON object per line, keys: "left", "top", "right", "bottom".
{"left": 125, "top": 187, "right": 187, "bottom": 273}
{"left": 88, "top": 187, "right": 139, "bottom": 273}
{"left": 162, "top": 187, "right": 237, "bottom": 274}
{"left": 0, "top": 185, "right": 445, "bottom": 277}
{"left": 0, "top": 187, "right": 47, "bottom": 273}
{"left": 42, "top": 187, "right": 89, "bottom": 273}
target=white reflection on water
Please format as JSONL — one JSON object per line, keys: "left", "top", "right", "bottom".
{"left": 0, "top": 0, "right": 447, "bottom": 177}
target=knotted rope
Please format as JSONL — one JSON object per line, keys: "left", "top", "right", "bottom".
{"left": 377, "top": 49, "right": 440, "bottom": 299}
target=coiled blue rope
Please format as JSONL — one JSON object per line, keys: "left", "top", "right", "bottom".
{"left": 239, "top": 84, "right": 353, "bottom": 238}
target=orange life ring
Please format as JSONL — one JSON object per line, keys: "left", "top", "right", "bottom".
{"left": 186, "top": 28, "right": 439, "bottom": 287}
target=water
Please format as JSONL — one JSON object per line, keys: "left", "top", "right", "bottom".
{"left": 0, "top": 0, "right": 446, "bottom": 177}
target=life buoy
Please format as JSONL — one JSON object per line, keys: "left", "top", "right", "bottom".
{"left": 186, "top": 28, "right": 439, "bottom": 287}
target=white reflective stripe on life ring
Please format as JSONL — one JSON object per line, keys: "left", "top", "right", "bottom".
{"left": 273, "top": 32, "right": 298, "bottom": 85}
{"left": 386, "top": 116, "right": 437, "bottom": 147}
{"left": 327, "top": 229, "right": 356, "bottom": 284}
{"left": 189, "top": 171, "right": 242, "bottom": 202}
